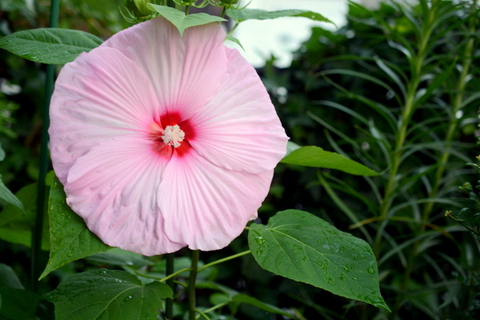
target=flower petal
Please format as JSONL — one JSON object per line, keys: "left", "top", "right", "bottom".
{"left": 49, "top": 47, "right": 160, "bottom": 184}
{"left": 65, "top": 137, "right": 184, "bottom": 256}
{"left": 103, "top": 17, "right": 228, "bottom": 119}
{"left": 189, "top": 49, "right": 288, "bottom": 174}
{"left": 158, "top": 151, "right": 273, "bottom": 251}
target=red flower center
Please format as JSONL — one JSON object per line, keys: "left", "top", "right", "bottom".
{"left": 149, "top": 112, "right": 195, "bottom": 158}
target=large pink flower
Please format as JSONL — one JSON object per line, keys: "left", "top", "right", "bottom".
{"left": 48, "top": 17, "right": 288, "bottom": 256}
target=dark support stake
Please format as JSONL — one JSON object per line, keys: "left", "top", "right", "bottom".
{"left": 30, "top": 0, "right": 60, "bottom": 291}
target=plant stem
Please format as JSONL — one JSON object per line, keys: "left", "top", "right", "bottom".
{"left": 165, "top": 253, "right": 174, "bottom": 319}
{"left": 188, "top": 250, "right": 200, "bottom": 320}
{"left": 397, "top": 0, "right": 476, "bottom": 310}
{"left": 197, "top": 250, "right": 251, "bottom": 272}
{"left": 373, "top": 0, "right": 438, "bottom": 259}
{"left": 30, "top": 0, "right": 60, "bottom": 292}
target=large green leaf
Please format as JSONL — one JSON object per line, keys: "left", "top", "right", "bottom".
{"left": 281, "top": 146, "right": 378, "bottom": 176}
{"left": 40, "top": 177, "right": 110, "bottom": 279}
{"left": 0, "top": 28, "right": 102, "bottom": 64}
{"left": 0, "top": 263, "right": 40, "bottom": 320}
{"left": 248, "top": 210, "right": 390, "bottom": 311}
{"left": 0, "top": 183, "right": 49, "bottom": 249}
{"left": 44, "top": 269, "right": 172, "bottom": 320}
{"left": 226, "top": 8, "right": 333, "bottom": 24}
{"left": 148, "top": 5, "right": 226, "bottom": 36}
{"left": 0, "top": 288, "right": 40, "bottom": 320}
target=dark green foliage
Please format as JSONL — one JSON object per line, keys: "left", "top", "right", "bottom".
{"left": 1, "top": 0, "right": 480, "bottom": 319}
{"left": 262, "top": 0, "right": 480, "bottom": 318}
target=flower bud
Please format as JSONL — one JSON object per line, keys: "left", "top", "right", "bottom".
{"left": 124, "top": 0, "right": 151, "bottom": 18}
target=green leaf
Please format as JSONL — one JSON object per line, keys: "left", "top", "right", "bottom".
{"left": 226, "top": 8, "right": 334, "bottom": 25}
{"left": 0, "top": 143, "right": 4, "bottom": 161}
{"left": 0, "top": 28, "right": 103, "bottom": 64}
{"left": 0, "top": 175, "right": 24, "bottom": 211}
{"left": 148, "top": 5, "right": 226, "bottom": 36}
{"left": 413, "top": 60, "right": 456, "bottom": 107}
{"left": 0, "top": 263, "right": 24, "bottom": 289}
{"left": 40, "top": 177, "right": 110, "bottom": 279}
{"left": 0, "top": 183, "right": 49, "bottom": 249}
{"left": 281, "top": 146, "right": 378, "bottom": 176}
{"left": 225, "top": 35, "right": 244, "bottom": 51}
{"left": 44, "top": 269, "right": 173, "bottom": 320}
{"left": 248, "top": 210, "right": 390, "bottom": 311}
{"left": 0, "top": 288, "right": 40, "bottom": 320}
{"left": 200, "top": 282, "right": 294, "bottom": 318}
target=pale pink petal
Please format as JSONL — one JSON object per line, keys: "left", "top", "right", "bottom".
{"left": 103, "top": 17, "right": 228, "bottom": 119}
{"left": 189, "top": 48, "right": 288, "bottom": 174}
{"left": 49, "top": 47, "right": 160, "bottom": 184}
{"left": 65, "top": 137, "right": 184, "bottom": 256}
{"left": 158, "top": 151, "right": 273, "bottom": 251}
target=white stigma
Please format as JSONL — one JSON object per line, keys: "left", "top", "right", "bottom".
{"left": 161, "top": 125, "right": 185, "bottom": 148}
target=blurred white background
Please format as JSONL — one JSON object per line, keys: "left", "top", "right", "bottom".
{"left": 231, "top": 0, "right": 383, "bottom": 67}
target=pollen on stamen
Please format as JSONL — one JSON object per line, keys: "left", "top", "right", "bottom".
{"left": 162, "top": 124, "right": 185, "bottom": 148}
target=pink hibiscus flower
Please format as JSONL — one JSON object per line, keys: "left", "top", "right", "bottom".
{"left": 48, "top": 17, "right": 288, "bottom": 256}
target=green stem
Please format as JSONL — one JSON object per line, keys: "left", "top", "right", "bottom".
{"left": 220, "top": 7, "right": 227, "bottom": 19}
{"left": 197, "top": 250, "right": 251, "bottom": 273}
{"left": 188, "top": 250, "right": 200, "bottom": 320}
{"left": 389, "top": 0, "right": 469, "bottom": 317}
{"left": 226, "top": 22, "right": 239, "bottom": 38}
{"left": 196, "top": 302, "right": 229, "bottom": 318}
{"left": 420, "top": 0, "right": 476, "bottom": 224}
{"left": 161, "top": 267, "right": 191, "bottom": 282}
{"left": 373, "top": 0, "right": 438, "bottom": 259}
{"left": 30, "top": 0, "right": 60, "bottom": 291}
{"left": 399, "top": 0, "right": 476, "bottom": 299}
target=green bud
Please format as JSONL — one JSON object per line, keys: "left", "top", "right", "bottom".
{"left": 124, "top": 0, "right": 151, "bottom": 18}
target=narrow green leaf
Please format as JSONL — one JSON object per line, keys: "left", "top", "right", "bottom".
{"left": 0, "top": 176, "right": 24, "bottom": 211}
{"left": 249, "top": 210, "right": 390, "bottom": 311}
{"left": 225, "top": 35, "right": 244, "bottom": 51}
{"left": 413, "top": 60, "right": 456, "bottom": 107}
{"left": 322, "top": 69, "right": 399, "bottom": 100}
{"left": 281, "top": 146, "right": 378, "bottom": 176}
{"left": 0, "top": 263, "right": 24, "bottom": 289}
{"left": 0, "top": 183, "right": 49, "bottom": 249}
{"left": 0, "top": 28, "right": 103, "bottom": 64}
{"left": 226, "top": 8, "right": 334, "bottom": 25}
{"left": 374, "top": 56, "right": 407, "bottom": 99}
{"left": 231, "top": 294, "right": 294, "bottom": 318}
{"left": 44, "top": 269, "right": 173, "bottom": 320}
{"left": 0, "top": 288, "right": 40, "bottom": 320}
{"left": 148, "top": 5, "right": 225, "bottom": 36}
{"left": 40, "top": 177, "right": 110, "bottom": 279}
